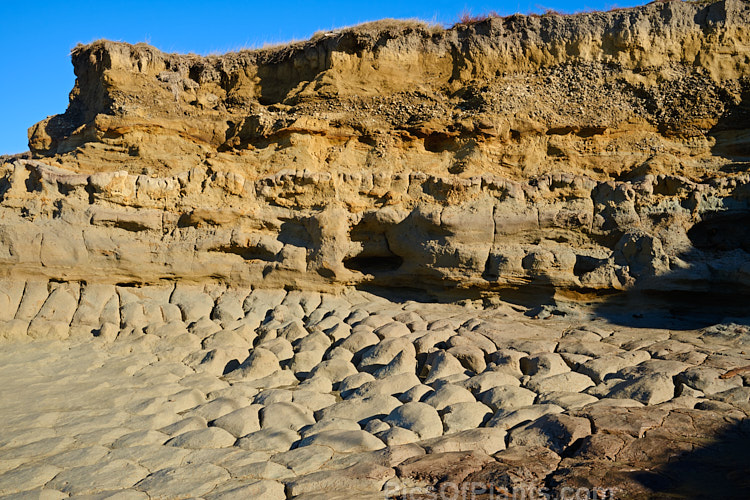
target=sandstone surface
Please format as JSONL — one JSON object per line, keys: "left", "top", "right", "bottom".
{"left": 1, "top": 1, "right": 750, "bottom": 498}
{"left": 0, "top": 0, "right": 748, "bottom": 301}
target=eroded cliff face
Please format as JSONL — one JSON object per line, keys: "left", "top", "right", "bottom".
{"left": 5, "top": 0, "right": 750, "bottom": 300}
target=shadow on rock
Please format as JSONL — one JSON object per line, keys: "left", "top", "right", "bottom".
{"left": 590, "top": 289, "right": 750, "bottom": 331}
{"left": 709, "top": 84, "right": 750, "bottom": 164}
{"left": 549, "top": 409, "right": 750, "bottom": 499}
{"left": 633, "top": 418, "right": 750, "bottom": 499}
{"left": 589, "top": 209, "right": 750, "bottom": 330}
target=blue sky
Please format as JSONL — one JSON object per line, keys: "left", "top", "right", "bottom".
{"left": 0, "top": 0, "right": 646, "bottom": 155}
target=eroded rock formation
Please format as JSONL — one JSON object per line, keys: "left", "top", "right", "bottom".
{"left": 1, "top": 0, "right": 747, "bottom": 301}
{"left": 1, "top": 2, "right": 750, "bottom": 499}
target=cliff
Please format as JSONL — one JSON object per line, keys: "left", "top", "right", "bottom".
{"left": 5, "top": 0, "right": 750, "bottom": 301}
{"left": 2, "top": 3, "right": 750, "bottom": 498}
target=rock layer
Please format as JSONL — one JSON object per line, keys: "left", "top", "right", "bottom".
{"left": 3, "top": 0, "right": 749, "bottom": 300}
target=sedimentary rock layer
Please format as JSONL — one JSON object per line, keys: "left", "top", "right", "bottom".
{"left": 2, "top": 157, "right": 750, "bottom": 297}
{"left": 3, "top": 0, "right": 750, "bottom": 298}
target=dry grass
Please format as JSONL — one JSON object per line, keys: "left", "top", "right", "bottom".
{"left": 451, "top": 1, "right": 698, "bottom": 26}
{"left": 310, "top": 18, "right": 442, "bottom": 42}
{"left": 452, "top": 7, "right": 570, "bottom": 27}
{"left": 456, "top": 10, "right": 503, "bottom": 25}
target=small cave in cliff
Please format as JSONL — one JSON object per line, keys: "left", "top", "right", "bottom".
{"left": 688, "top": 213, "right": 750, "bottom": 252}
{"left": 423, "top": 134, "right": 452, "bottom": 153}
{"left": 573, "top": 255, "right": 607, "bottom": 277}
{"left": 210, "top": 244, "right": 278, "bottom": 262}
{"left": 344, "top": 217, "right": 404, "bottom": 276}
{"left": 343, "top": 254, "right": 404, "bottom": 275}
{"left": 278, "top": 220, "right": 314, "bottom": 248}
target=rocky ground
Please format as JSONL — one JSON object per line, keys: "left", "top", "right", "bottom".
{"left": 3, "top": 1, "right": 750, "bottom": 498}
{"left": 1, "top": 283, "right": 749, "bottom": 499}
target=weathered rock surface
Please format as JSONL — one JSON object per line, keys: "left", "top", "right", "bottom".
{"left": 1, "top": 0, "right": 749, "bottom": 302}
{"left": 0, "top": 286, "right": 748, "bottom": 498}
{"left": 1, "top": 2, "right": 750, "bottom": 499}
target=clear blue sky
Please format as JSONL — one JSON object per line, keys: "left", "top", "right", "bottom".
{"left": 0, "top": 0, "right": 646, "bottom": 155}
